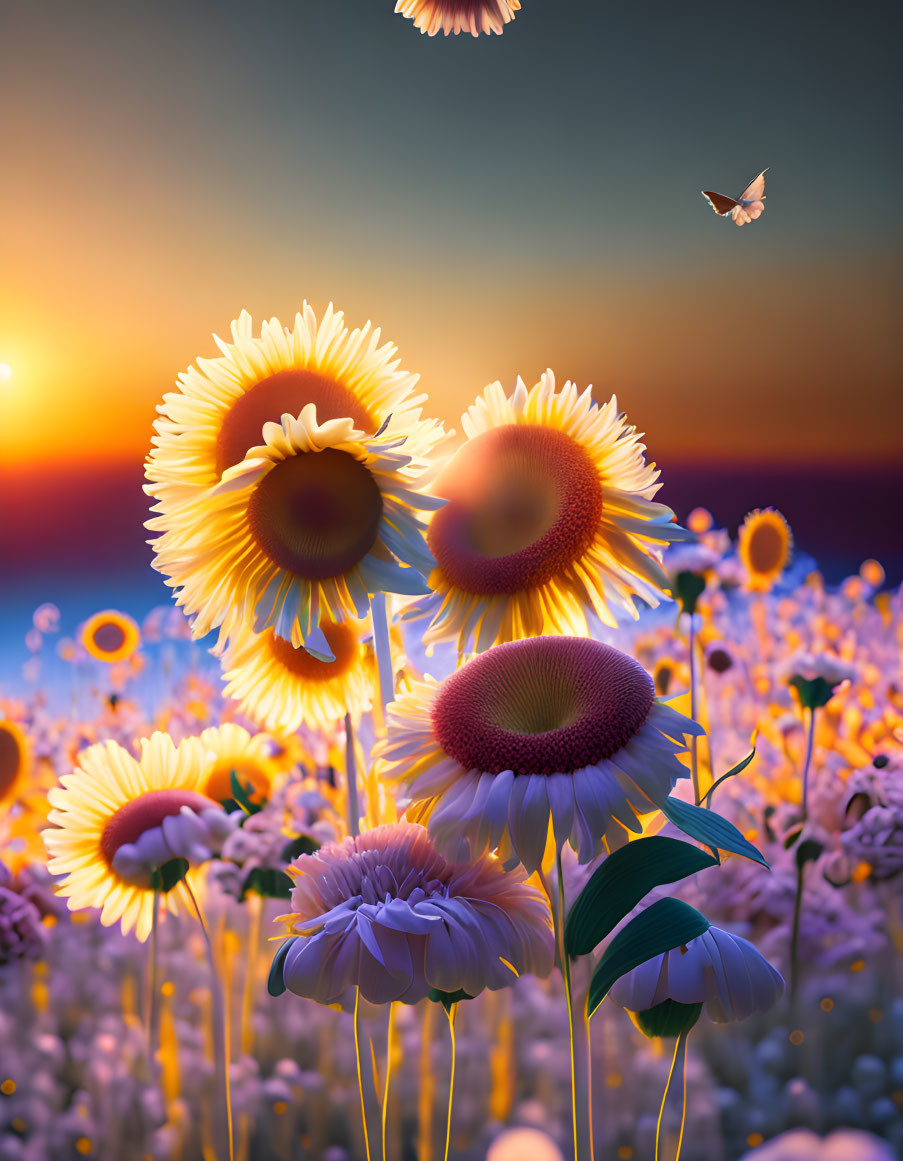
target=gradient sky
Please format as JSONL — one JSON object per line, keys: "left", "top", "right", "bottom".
{"left": 1, "top": 0, "right": 901, "bottom": 628}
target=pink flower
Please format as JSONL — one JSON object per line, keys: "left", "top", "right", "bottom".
{"left": 274, "top": 822, "right": 553, "bottom": 1006}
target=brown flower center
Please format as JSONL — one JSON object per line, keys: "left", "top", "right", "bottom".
{"left": 100, "top": 789, "right": 216, "bottom": 866}
{"left": 269, "top": 621, "right": 359, "bottom": 680}
{"left": 0, "top": 727, "right": 22, "bottom": 800}
{"left": 748, "top": 523, "right": 785, "bottom": 574}
{"left": 216, "top": 369, "right": 374, "bottom": 474}
{"left": 428, "top": 425, "right": 602, "bottom": 595}
{"left": 248, "top": 449, "right": 383, "bottom": 579}
{"left": 92, "top": 622, "right": 126, "bottom": 654}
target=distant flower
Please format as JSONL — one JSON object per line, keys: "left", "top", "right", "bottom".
{"left": 220, "top": 618, "right": 374, "bottom": 735}
{"left": 415, "top": 372, "right": 692, "bottom": 653}
{"left": 0, "top": 883, "right": 47, "bottom": 965}
{"left": 274, "top": 821, "right": 553, "bottom": 1005}
{"left": 149, "top": 406, "right": 440, "bottom": 658}
{"left": 841, "top": 758, "right": 903, "bottom": 880}
{"left": 610, "top": 925, "right": 784, "bottom": 1026}
{"left": 738, "top": 508, "right": 792, "bottom": 592}
{"left": 198, "top": 723, "right": 283, "bottom": 807}
{"left": 44, "top": 733, "right": 235, "bottom": 940}
{"left": 80, "top": 610, "right": 141, "bottom": 664}
{"left": 0, "top": 718, "right": 31, "bottom": 807}
{"left": 32, "top": 602, "right": 61, "bottom": 634}
{"left": 379, "top": 637, "right": 701, "bottom": 873}
{"left": 739, "top": 1128, "right": 897, "bottom": 1161}
{"left": 780, "top": 649, "right": 855, "bottom": 709}
{"left": 395, "top": 0, "right": 520, "bottom": 37}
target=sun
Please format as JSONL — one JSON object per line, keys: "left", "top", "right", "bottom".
{"left": 0, "top": 364, "right": 12, "bottom": 382}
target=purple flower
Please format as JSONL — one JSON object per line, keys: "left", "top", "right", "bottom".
{"left": 0, "top": 885, "right": 46, "bottom": 965}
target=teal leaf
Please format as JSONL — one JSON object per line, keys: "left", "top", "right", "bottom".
{"left": 633, "top": 999, "right": 703, "bottom": 1039}
{"left": 149, "top": 857, "right": 189, "bottom": 894}
{"left": 267, "top": 938, "right": 296, "bottom": 997}
{"left": 240, "top": 867, "right": 294, "bottom": 902}
{"left": 673, "top": 570, "right": 706, "bottom": 616}
{"left": 790, "top": 675, "right": 836, "bottom": 710}
{"left": 701, "top": 745, "right": 757, "bottom": 808}
{"left": 230, "top": 769, "right": 263, "bottom": 816}
{"left": 281, "top": 835, "right": 321, "bottom": 862}
{"left": 661, "top": 796, "right": 768, "bottom": 867}
{"left": 564, "top": 837, "right": 717, "bottom": 958}
{"left": 588, "top": 898, "right": 711, "bottom": 1017}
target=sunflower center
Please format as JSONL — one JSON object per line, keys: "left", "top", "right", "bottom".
{"left": 269, "top": 621, "right": 359, "bottom": 679}
{"left": 427, "top": 425, "right": 602, "bottom": 595}
{"left": 0, "top": 728, "right": 22, "bottom": 800}
{"left": 707, "top": 648, "right": 732, "bottom": 674}
{"left": 92, "top": 622, "right": 126, "bottom": 654}
{"left": 432, "top": 637, "right": 655, "bottom": 776}
{"left": 748, "top": 523, "right": 785, "bottom": 574}
{"left": 101, "top": 789, "right": 216, "bottom": 866}
{"left": 216, "top": 369, "right": 374, "bottom": 474}
{"left": 204, "top": 761, "right": 271, "bottom": 806}
{"left": 247, "top": 449, "right": 383, "bottom": 579}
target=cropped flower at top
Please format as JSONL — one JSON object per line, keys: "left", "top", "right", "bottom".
{"left": 415, "top": 372, "right": 693, "bottom": 653}
{"left": 379, "top": 636, "right": 702, "bottom": 874}
{"left": 395, "top": 0, "right": 521, "bottom": 37}
{"left": 274, "top": 822, "right": 554, "bottom": 1006}
{"left": 148, "top": 406, "right": 443, "bottom": 659}
{"left": 43, "top": 733, "right": 236, "bottom": 941}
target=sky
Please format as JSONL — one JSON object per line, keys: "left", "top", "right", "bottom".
{"left": 1, "top": 0, "right": 901, "bottom": 641}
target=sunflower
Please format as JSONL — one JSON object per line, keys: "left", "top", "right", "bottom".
{"left": 378, "top": 636, "right": 702, "bottom": 874}
{"left": 43, "top": 733, "right": 234, "bottom": 941}
{"left": 145, "top": 304, "right": 443, "bottom": 513}
{"left": 80, "top": 610, "right": 141, "bottom": 663}
{"left": 221, "top": 618, "right": 374, "bottom": 736}
{"left": 737, "top": 508, "right": 792, "bottom": 592}
{"left": 198, "top": 722, "right": 284, "bottom": 806}
{"left": 149, "top": 407, "right": 442, "bottom": 657}
{"left": 0, "top": 720, "right": 31, "bottom": 809}
{"left": 415, "top": 372, "right": 692, "bottom": 654}
{"left": 394, "top": 0, "right": 520, "bottom": 36}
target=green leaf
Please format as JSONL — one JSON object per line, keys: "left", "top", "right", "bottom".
{"left": 281, "top": 835, "right": 321, "bottom": 862}
{"left": 267, "top": 938, "right": 296, "bottom": 997}
{"left": 633, "top": 999, "right": 703, "bottom": 1039}
{"left": 661, "top": 796, "right": 768, "bottom": 867}
{"left": 149, "top": 857, "right": 189, "bottom": 894}
{"left": 588, "top": 898, "right": 711, "bottom": 1017}
{"left": 564, "top": 837, "right": 717, "bottom": 958}
{"left": 230, "top": 769, "right": 263, "bottom": 816}
{"left": 428, "top": 988, "right": 473, "bottom": 1012}
{"left": 240, "top": 867, "right": 294, "bottom": 902}
{"left": 673, "top": 570, "right": 706, "bottom": 615}
{"left": 701, "top": 745, "right": 757, "bottom": 809}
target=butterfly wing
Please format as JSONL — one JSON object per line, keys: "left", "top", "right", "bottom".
{"left": 702, "top": 190, "right": 738, "bottom": 216}
{"left": 738, "top": 169, "right": 768, "bottom": 204}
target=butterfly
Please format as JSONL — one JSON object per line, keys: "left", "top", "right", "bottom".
{"left": 702, "top": 169, "right": 768, "bottom": 226}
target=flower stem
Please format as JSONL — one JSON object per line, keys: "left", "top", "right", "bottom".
{"left": 370, "top": 592, "right": 395, "bottom": 713}
{"left": 800, "top": 706, "right": 816, "bottom": 824}
{"left": 353, "top": 990, "right": 386, "bottom": 1161}
{"left": 418, "top": 1001, "right": 437, "bottom": 1161}
{"left": 185, "top": 881, "right": 234, "bottom": 1161}
{"left": 146, "top": 888, "right": 161, "bottom": 1068}
{"left": 345, "top": 712, "right": 361, "bottom": 839}
{"left": 688, "top": 613, "right": 700, "bottom": 806}
{"left": 790, "top": 858, "right": 807, "bottom": 1008}
{"left": 656, "top": 1029, "right": 690, "bottom": 1161}
{"left": 443, "top": 1003, "right": 458, "bottom": 1161}
{"left": 556, "top": 850, "right": 593, "bottom": 1161}
{"left": 382, "top": 1003, "right": 396, "bottom": 1161}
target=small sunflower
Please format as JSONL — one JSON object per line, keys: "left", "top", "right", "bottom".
{"left": 394, "top": 0, "right": 520, "bottom": 36}
{"left": 80, "top": 610, "right": 141, "bottom": 663}
{"left": 44, "top": 733, "right": 234, "bottom": 941}
{"left": 198, "top": 723, "right": 284, "bottom": 806}
{"left": 149, "top": 407, "right": 441, "bottom": 657}
{"left": 416, "top": 371, "right": 692, "bottom": 653}
{"left": 379, "top": 636, "right": 702, "bottom": 874}
{"left": 221, "top": 618, "right": 374, "bottom": 736}
{"left": 146, "top": 304, "right": 443, "bottom": 513}
{"left": 738, "top": 508, "right": 792, "bottom": 592}
{"left": 0, "top": 720, "right": 31, "bottom": 808}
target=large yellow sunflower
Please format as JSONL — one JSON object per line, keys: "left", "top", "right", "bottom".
{"left": 395, "top": 0, "right": 520, "bottom": 36}
{"left": 221, "top": 618, "right": 375, "bottom": 735}
{"left": 0, "top": 719, "right": 31, "bottom": 809}
{"left": 149, "top": 407, "right": 442, "bottom": 658}
{"left": 738, "top": 508, "right": 792, "bottom": 592}
{"left": 145, "top": 304, "right": 443, "bottom": 513}
{"left": 43, "top": 733, "right": 229, "bottom": 941}
{"left": 416, "top": 371, "right": 692, "bottom": 653}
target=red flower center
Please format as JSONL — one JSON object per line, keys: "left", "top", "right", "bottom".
{"left": 432, "top": 637, "right": 654, "bottom": 776}
{"left": 427, "top": 425, "right": 602, "bottom": 596}
{"left": 216, "top": 369, "right": 374, "bottom": 475}
{"left": 100, "top": 789, "right": 216, "bottom": 866}
{"left": 248, "top": 449, "right": 383, "bottom": 579}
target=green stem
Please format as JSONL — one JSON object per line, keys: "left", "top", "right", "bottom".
{"left": 656, "top": 1029, "right": 690, "bottom": 1161}
{"left": 146, "top": 889, "right": 161, "bottom": 1067}
{"left": 800, "top": 707, "right": 816, "bottom": 823}
{"left": 556, "top": 850, "right": 593, "bottom": 1161}
{"left": 443, "top": 1003, "right": 457, "bottom": 1161}
{"left": 790, "top": 858, "right": 807, "bottom": 1007}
